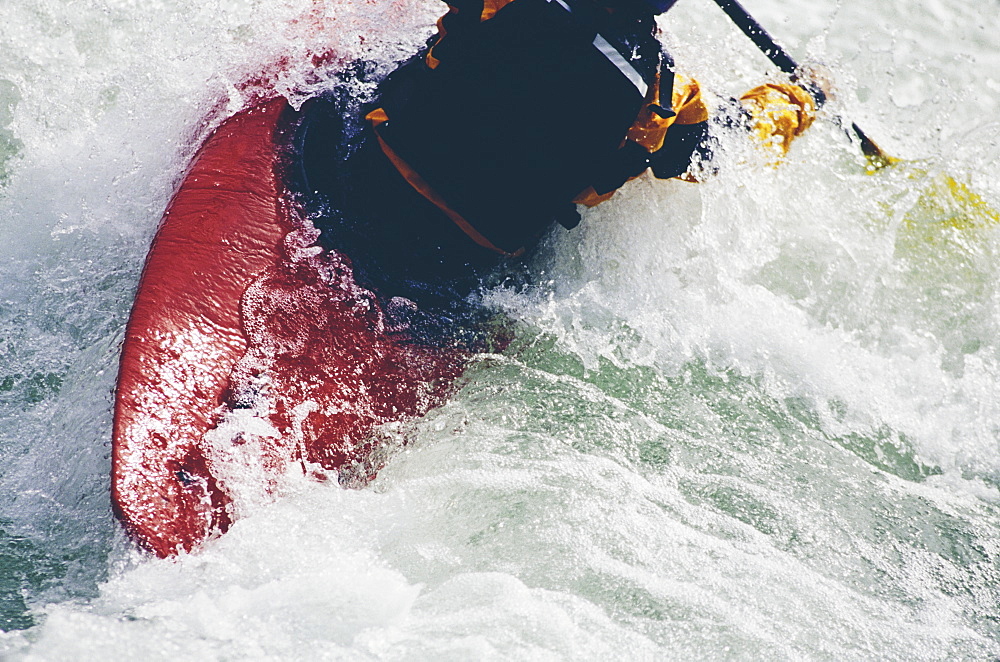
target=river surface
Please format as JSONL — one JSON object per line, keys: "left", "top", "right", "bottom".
{"left": 1, "top": 0, "right": 999, "bottom": 659}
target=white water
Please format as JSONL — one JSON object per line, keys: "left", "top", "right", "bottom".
{"left": 1, "top": 0, "right": 999, "bottom": 659}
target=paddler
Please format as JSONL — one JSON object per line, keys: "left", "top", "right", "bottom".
{"left": 295, "top": 0, "right": 818, "bottom": 336}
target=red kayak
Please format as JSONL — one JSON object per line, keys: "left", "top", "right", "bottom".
{"left": 112, "top": 97, "right": 466, "bottom": 557}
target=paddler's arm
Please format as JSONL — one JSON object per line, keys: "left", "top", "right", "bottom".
{"left": 575, "top": 74, "right": 817, "bottom": 205}
{"left": 646, "top": 74, "right": 711, "bottom": 181}
{"left": 574, "top": 68, "right": 709, "bottom": 206}
{"left": 650, "top": 80, "right": 817, "bottom": 180}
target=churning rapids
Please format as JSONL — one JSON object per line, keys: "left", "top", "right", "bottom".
{"left": 1, "top": 0, "right": 999, "bottom": 659}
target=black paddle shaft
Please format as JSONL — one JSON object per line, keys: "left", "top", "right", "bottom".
{"left": 712, "top": 0, "right": 799, "bottom": 76}
{"left": 709, "top": 0, "right": 893, "bottom": 166}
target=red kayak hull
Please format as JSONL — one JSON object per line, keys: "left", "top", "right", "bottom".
{"left": 113, "top": 97, "right": 465, "bottom": 557}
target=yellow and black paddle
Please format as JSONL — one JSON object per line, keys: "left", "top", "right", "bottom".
{"left": 706, "top": 0, "right": 998, "bottom": 227}
{"left": 709, "top": 0, "right": 897, "bottom": 171}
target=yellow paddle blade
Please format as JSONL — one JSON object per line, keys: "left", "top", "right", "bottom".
{"left": 864, "top": 150, "right": 901, "bottom": 173}
{"left": 886, "top": 168, "right": 998, "bottom": 367}
{"left": 902, "top": 170, "right": 1000, "bottom": 231}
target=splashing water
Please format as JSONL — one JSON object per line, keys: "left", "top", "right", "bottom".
{"left": 1, "top": 0, "right": 999, "bottom": 658}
